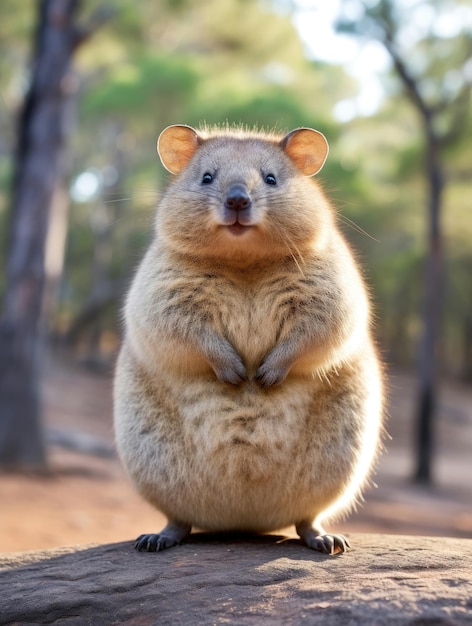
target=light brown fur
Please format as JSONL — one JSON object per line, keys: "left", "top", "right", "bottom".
{"left": 114, "top": 124, "right": 383, "bottom": 555}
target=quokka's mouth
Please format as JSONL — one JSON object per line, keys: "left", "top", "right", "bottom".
{"left": 225, "top": 222, "right": 252, "bottom": 237}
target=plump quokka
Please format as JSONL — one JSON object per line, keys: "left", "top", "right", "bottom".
{"left": 114, "top": 124, "right": 383, "bottom": 555}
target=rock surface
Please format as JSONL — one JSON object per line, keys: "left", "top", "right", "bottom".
{"left": 0, "top": 533, "right": 471, "bottom": 625}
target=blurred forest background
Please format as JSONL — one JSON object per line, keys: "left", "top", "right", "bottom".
{"left": 0, "top": 0, "right": 471, "bottom": 549}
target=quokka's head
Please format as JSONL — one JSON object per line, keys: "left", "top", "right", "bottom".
{"left": 154, "top": 124, "right": 332, "bottom": 261}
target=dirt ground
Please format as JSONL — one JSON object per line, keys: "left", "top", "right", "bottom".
{"left": 1, "top": 354, "right": 471, "bottom": 553}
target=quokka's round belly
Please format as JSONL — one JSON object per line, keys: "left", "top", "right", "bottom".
{"left": 144, "top": 386, "right": 359, "bottom": 532}
{"left": 155, "top": 430, "right": 352, "bottom": 532}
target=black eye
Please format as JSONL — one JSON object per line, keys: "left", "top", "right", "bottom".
{"left": 264, "top": 173, "right": 277, "bottom": 186}
{"left": 202, "top": 172, "right": 213, "bottom": 184}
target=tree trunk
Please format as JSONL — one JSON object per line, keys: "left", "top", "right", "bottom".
{"left": 414, "top": 129, "right": 444, "bottom": 484}
{"left": 0, "top": 0, "right": 81, "bottom": 469}
{"left": 461, "top": 313, "right": 472, "bottom": 383}
{"left": 42, "top": 182, "right": 70, "bottom": 329}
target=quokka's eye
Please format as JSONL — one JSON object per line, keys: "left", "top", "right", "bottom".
{"left": 201, "top": 172, "right": 214, "bottom": 184}
{"left": 264, "top": 173, "right": 277, "bottom": 186}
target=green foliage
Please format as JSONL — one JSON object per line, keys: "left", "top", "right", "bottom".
{"left": 84, "top": 53, "right": 199, "bottom": 120}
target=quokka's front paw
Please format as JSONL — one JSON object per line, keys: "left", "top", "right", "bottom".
{"left": 214, "top": 360, "right": 247, "bottom": 385}
{"left": 210, "top": 341, "right": 247, "bottom": 385}
{"left": 255, "top": 342, "right": 294, "bottom": 388}
{"left": 255, "top": 362, "right": 289, "bottom": 388}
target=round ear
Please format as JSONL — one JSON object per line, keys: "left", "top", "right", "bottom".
{"left": 157, "top": 125, "right": 201, "bottom": 174}
{"left": 280, "top": 128, "right": 329, "bottom": 176}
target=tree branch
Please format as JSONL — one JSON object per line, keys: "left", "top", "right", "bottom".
{"left": 381, "top": 32, "right": 434, "bottom": 126}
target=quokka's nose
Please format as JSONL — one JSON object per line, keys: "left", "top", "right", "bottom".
{"left": 224, "top": 184, "right": 252, "bottom": 211}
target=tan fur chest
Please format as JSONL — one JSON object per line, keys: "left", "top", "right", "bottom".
{"left": 127, "top": 252, "right": 322, "bottom": 377}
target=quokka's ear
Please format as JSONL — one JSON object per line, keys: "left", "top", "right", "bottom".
{"left": 157, "top": 125, "right": 201, "bottom": 174}
{"left": 280, "top": 127, "right": 329, "bottom": 176}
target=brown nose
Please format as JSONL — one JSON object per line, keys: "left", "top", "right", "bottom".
{"left": 224, "top": 184, "right": 251, "bottom": 211}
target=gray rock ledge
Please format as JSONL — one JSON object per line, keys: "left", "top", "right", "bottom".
{"left": 0, "top": 533, "right": 471, "bottom": 625}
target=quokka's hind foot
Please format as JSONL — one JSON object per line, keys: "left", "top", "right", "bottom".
{"left": 134, "top": 522, "right": 191, "bottom": 552}
{"left": 296, "top": 520, "right": 351, "bottom": 555}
